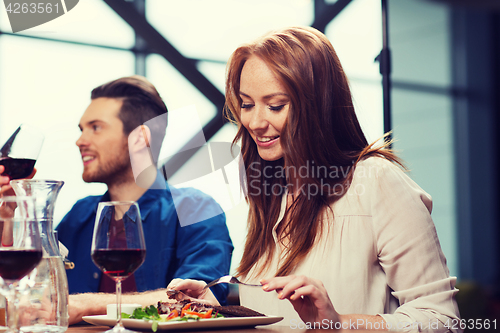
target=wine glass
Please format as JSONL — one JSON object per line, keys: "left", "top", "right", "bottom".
{"left": 91, "top": 201, "right": 146, "bottom": 333}
{"left": 0, "top": 124, "right": 44, "bottom": 180}
{"left": 0, "top": 196, "right": 42, "bottom": 333}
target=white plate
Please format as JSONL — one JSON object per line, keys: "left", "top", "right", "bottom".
{"left": 82, "top": 315, "right": 283, "bottom": 331}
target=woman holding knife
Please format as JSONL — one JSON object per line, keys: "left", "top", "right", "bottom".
{"left": 169, "top": 26, "right": 461, "bottom": 332}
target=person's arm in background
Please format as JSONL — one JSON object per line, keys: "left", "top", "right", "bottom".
{"left": 69, "top": 289, "right": 170, "bottom": 325}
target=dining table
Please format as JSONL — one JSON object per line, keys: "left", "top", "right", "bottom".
{"left": 67, "top": 322, "right": 381, "bottom": 333}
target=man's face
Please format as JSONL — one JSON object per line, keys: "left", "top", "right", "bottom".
{"left": 76, "top": 98, "right": 131, "bottom": 185}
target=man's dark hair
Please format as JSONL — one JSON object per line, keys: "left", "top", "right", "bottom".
{"left": 91, "top": 75, "right": 168, "bottom": 161}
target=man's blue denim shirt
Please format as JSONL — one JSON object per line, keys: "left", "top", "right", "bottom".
{"left": 56, "top": 180, "right": 233, "bottom": 304}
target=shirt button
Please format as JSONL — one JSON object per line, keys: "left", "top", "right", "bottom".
{"left": 93, "top": 272, "right": 99, "bottom": 279}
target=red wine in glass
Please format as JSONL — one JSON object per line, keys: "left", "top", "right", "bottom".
{"left": 0, "top": 158, "right": 36, "bottom": 180}
{"left": 0, "top": 249, "right": 42, "bottom": 281}
{"left": 0, "top": 196, "right": 42, "bottom": 333}
{"left": 0, "top": 124, "right": 44, "bottom": 179}
{"left": 91, "top": 201, "right": 146, "bottom": 333}
{"left": 91, "top": 249, "right": 146, "bottom": 279}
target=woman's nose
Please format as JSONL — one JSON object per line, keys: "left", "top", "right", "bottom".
{"left": 248, "top": 106, "right": 268, "bottom": 132}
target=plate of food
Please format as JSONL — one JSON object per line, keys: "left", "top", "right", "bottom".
{"left": 83, "top": 299, "right": 283, "bottom": 331}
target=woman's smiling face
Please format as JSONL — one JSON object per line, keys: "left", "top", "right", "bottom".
{"left": 239, "top": 55, "right": 290, "bottom": 162}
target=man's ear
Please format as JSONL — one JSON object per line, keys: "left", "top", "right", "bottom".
{"left": 128, "top": 125, "right": 151, "bottom": 153}
{"left": 140, "top": 125, "right": 152, "bottom": 148}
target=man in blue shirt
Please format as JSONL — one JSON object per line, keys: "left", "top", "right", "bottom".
{"left": 56, "top": 76, "right": 233, "bottom": 309}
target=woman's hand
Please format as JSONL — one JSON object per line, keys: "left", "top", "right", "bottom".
{"left": 167, "top": 278, "right": 220, "bottom": 306}
{"left": 261, "top": 275, "right": 340, "bottom": 324}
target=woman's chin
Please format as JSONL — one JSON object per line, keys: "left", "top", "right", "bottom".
{"left": 258, "top": 154, "right": 283, "bottom": 162}
{"left": 257, "top": 149, "right": 284, "bottom": 162}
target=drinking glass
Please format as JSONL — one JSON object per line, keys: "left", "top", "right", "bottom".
{"left": 0, "top": 124, "right": 44, "bottom": 180}
{"left": 91, "top": 201, "right": 146, "bottom": 333}
{"left": 0, "top": 196, "right": 42, "bottom": 333}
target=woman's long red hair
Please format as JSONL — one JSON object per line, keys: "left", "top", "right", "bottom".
{"left": 225, "top": 27, "right": 403, "bottom": 277}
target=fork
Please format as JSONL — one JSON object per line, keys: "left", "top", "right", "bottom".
{"left": 202, "top": 275, "right": 262, "bottom": 291}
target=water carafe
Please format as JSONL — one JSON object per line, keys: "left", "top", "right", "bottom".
{"left": 11, "top": 180, "right": 69, "bottom": 333}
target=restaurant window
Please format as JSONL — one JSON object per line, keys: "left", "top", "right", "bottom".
{"left": 0, "top": 35, "right": 135, "bottom": 224}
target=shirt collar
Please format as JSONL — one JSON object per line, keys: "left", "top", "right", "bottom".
{"left": 87, "top": 191, "right": 111, "bottom": 221}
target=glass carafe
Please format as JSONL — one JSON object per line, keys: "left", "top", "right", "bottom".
{"left": 10, "top": 180, "right": 68, "bottom": 333}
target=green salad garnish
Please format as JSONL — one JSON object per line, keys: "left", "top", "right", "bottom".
{"left": 122, "top": 304, "right": 224, "bottom": 332}
{"left": 122, "top": 305, "right": 161, "bottom": 331}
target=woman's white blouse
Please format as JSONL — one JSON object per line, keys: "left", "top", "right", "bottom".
{"left": 239, "top": 157, "right": 461, "bottom": 332}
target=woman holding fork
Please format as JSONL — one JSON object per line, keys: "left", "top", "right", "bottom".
{"left": 169, "top": 26, "right": 461, "bottom": 332}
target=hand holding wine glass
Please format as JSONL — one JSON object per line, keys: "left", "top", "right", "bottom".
{"left": 91, "top": 201, "right": 146, "bottom": 333}
{"left": 0, "top": 124, "right": 43, "bottom": 196}
{"left": 0, "top": 196, "right": 43, "bottom": 333}
{"left": 0, "top": 124, "right": 44, "bottom": 180}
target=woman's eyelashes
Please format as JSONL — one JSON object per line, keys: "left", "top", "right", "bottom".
{"left": 241, "top": 103, "right": 254, "bottom": 109}
{"left": 240, "top": 104, "right": 286, "bottom": 111}
{"left": 269, "top": 105, "right": 285, "bottom": 111}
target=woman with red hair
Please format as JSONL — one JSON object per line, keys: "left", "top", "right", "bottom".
{"left": 152, "top": 26, "right": 460, "bottom": 332}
